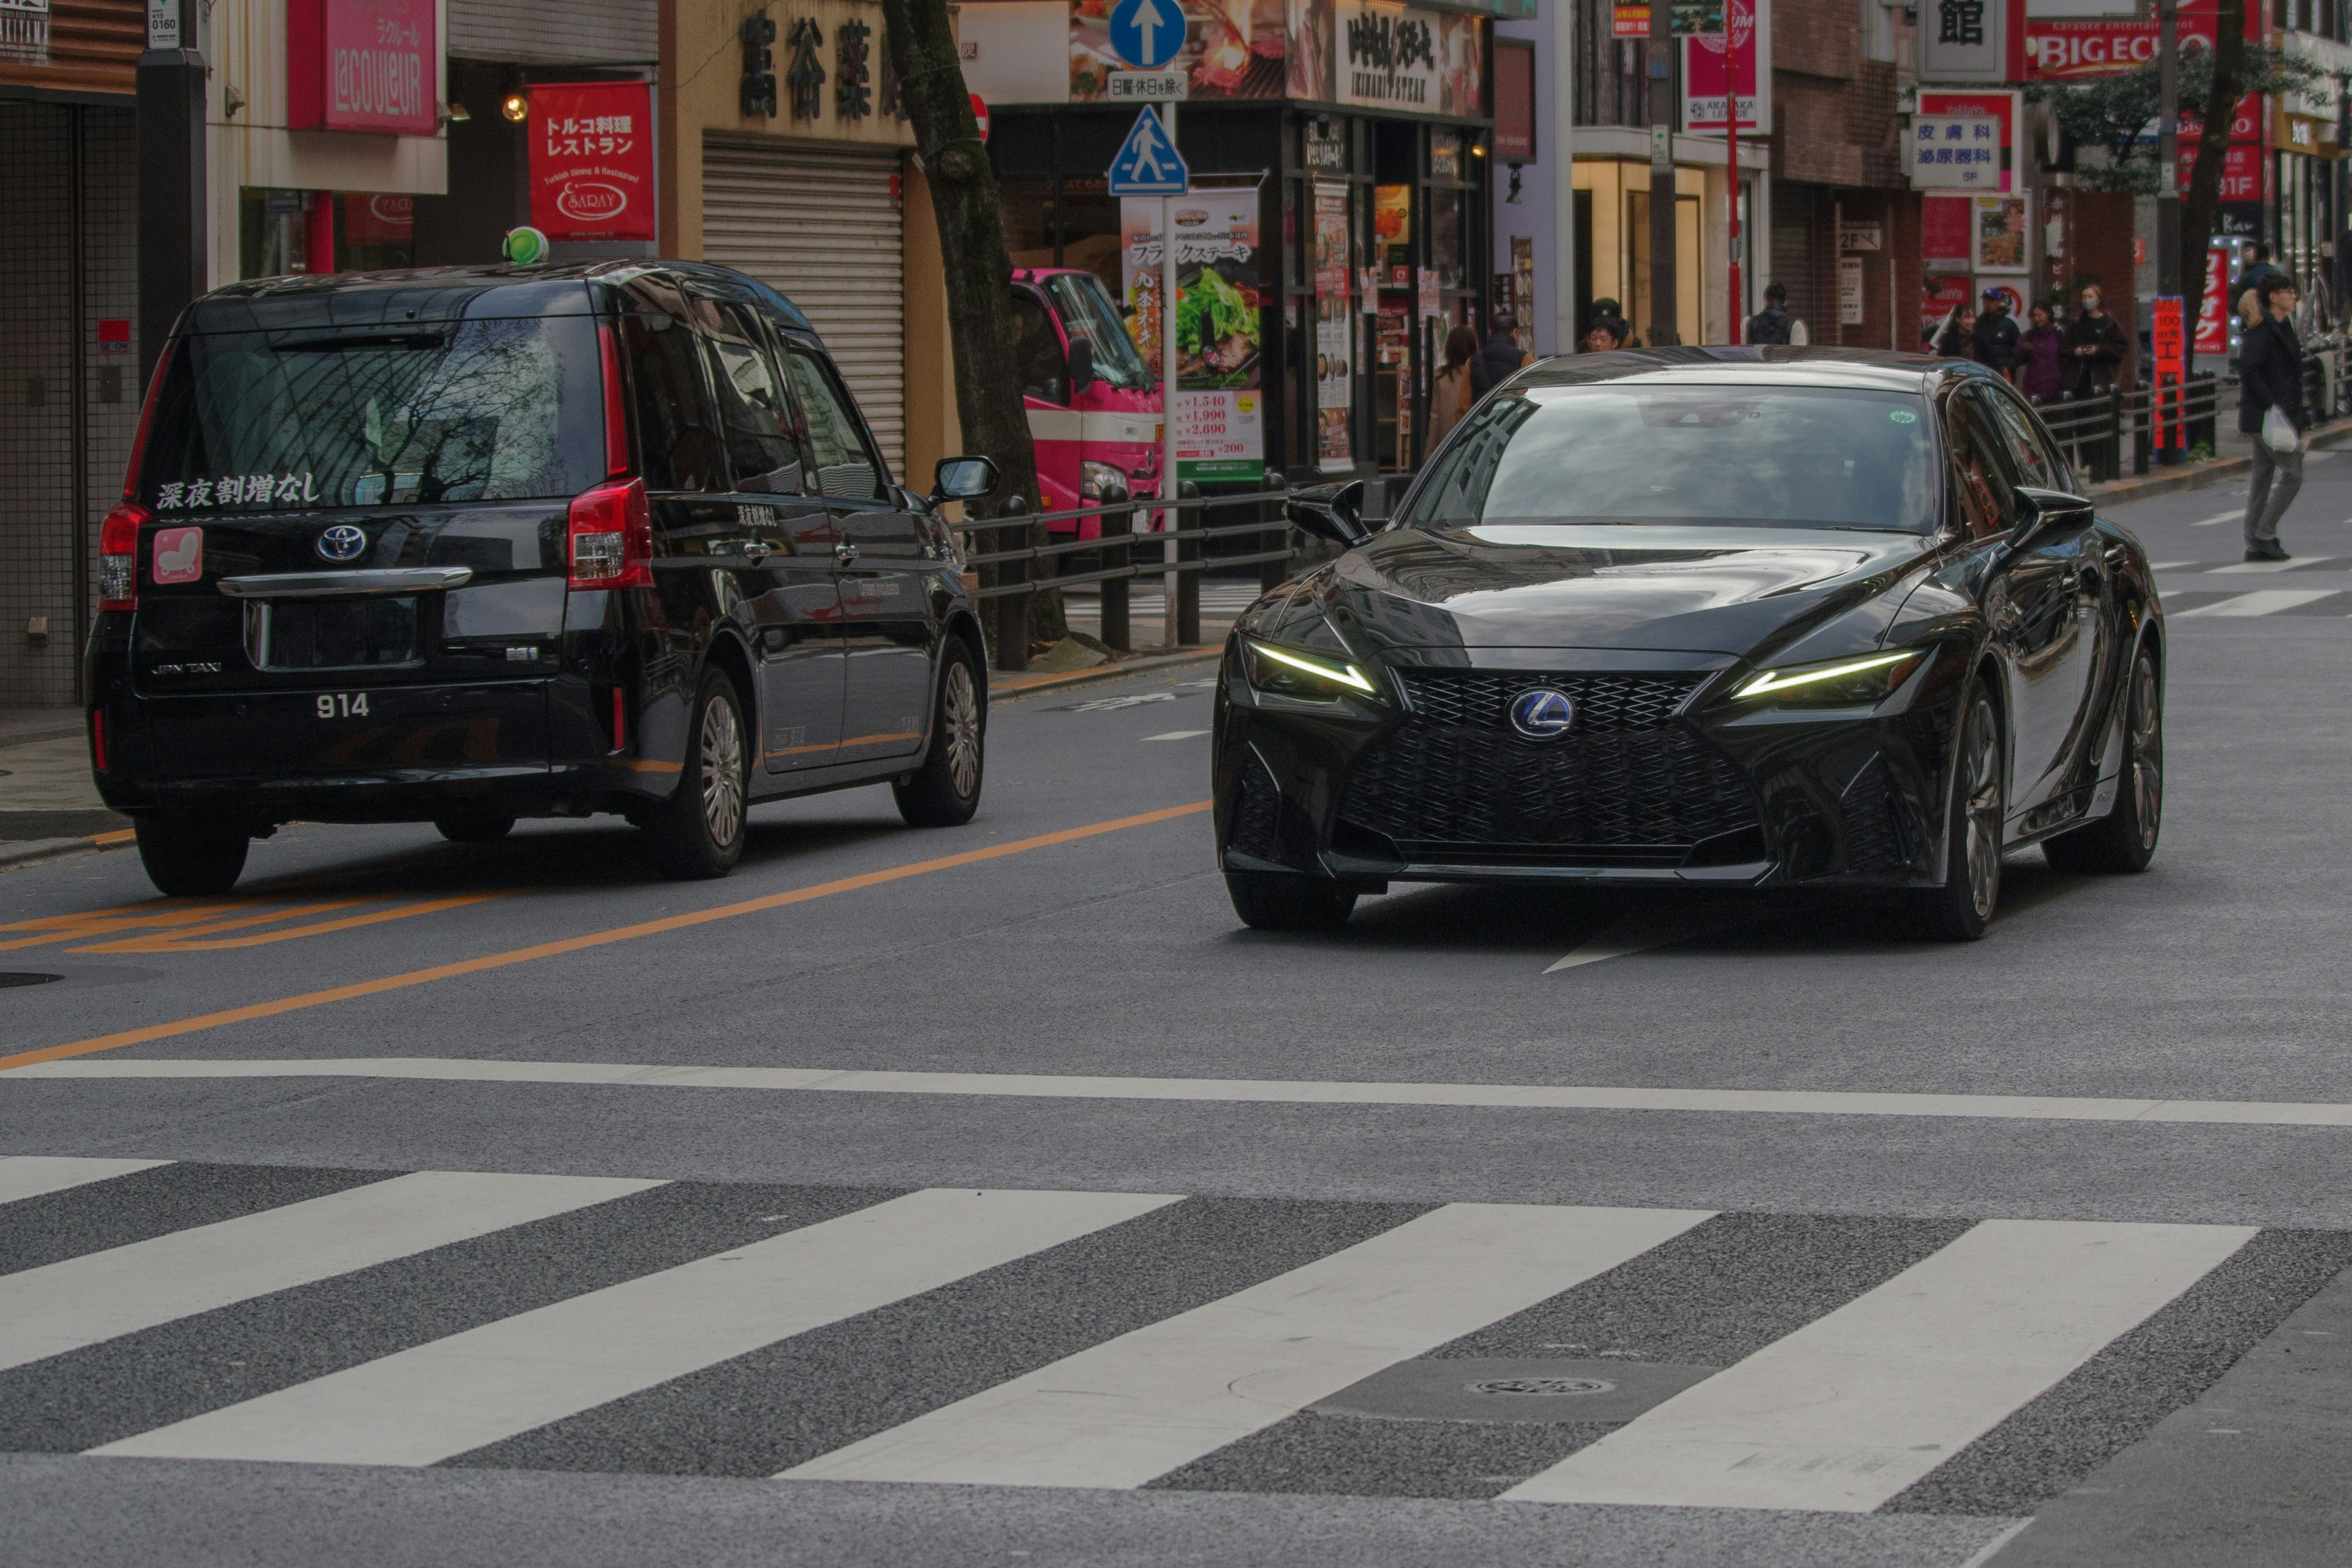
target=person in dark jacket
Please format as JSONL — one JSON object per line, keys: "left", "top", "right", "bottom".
{"left": 1972, "top": 290, "right": 2021, "bottom": 381}
{"left": 2236, "top": 243, "right": 2289, "bottom": 330}
{"left": 1469, "top": 311, "right": 1534, "bottom": 396}
{"left": 2239, "top": 276, "right": 2306, "bottom": 562}
{"left": 1747, "top": 282, "right": 1795, "bottom": 345}
{"left": 2062, "top": 285, "right": 2126, "bottom": 398}
{"left": 2018, "top": 303, "right": 2066, "bottom": 402}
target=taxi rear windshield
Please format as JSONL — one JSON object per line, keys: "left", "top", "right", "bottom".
{"left": 137, "top": 317, "right": 605, "bottom": 514}
{"left": 1404, "top": 384, "right": 1939, "bottom": 533}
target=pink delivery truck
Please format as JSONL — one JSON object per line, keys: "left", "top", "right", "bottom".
{"left": 1010, "top": 268, "right": 1163, "bottom": 538}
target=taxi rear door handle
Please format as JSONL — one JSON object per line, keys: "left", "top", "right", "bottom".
{"left": 741, "top": 542, "right": 773, "bottom": 564}
{"left": 835, "top": 541, "right": 859, "bottom": 565}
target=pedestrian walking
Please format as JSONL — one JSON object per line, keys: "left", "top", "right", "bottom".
{"left": 1428, "top": 325, "right": 1479, "bottom": 445}
{"left": 2240, "top": 276, "right": 2307, "bottom": 562}
{"left": 1932, "top": 304, "right": 1977, "bottom": 361}
{"left": 1470, "top": 310, "right": 1534, "bottom": 398}
{"left": 2062, "top": 285, "right": 2126, "bottom": 398}
{"left": 2018, "top": 303, "right": 2066, "bottom": 402}
{"left": 1972, "top": 289, "right": 2021, "bottom": 382}
{"left": 1747, "top": 282, "right": 1795, "bottom": 345}
{"left": 2236, "top": 243, "right": 2289, "bottom": 331}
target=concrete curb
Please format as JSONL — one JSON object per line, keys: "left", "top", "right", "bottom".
{"left": 993, "top": 648, "right": 1223, "bottom": 703}
{"left": 0, "top": 834, "right": 130, "bottom": 874}
{"left": 2087, "top": 418, "right": 2352, "bottom": 507}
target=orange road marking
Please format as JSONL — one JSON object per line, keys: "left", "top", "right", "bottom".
{"left": 76, "top": 893, "right": 508, "bottom": 953}
{"left": 0, "top": 902, "right": 248, "bottom": 952}
{"left": 0, "top": 801, "right": 1213, "bottom": 1073}
{"left": 91, "top": 829, "right": 136, "bottom": 846}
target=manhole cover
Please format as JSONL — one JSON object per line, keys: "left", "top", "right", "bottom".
{"left": 1467, "top": 1376, "right": 1615, "bottom": 1397}
{"left": 0, "top": 973, "right": 62, "bottom": 987}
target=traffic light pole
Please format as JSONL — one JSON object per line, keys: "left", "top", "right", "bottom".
{"left": 1648, "top": 1, "right": 1679, "bottom": 345}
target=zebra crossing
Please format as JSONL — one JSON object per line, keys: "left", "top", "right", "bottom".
{"left": 4, "top": 1153, "right": 2345, "bottom": 1517}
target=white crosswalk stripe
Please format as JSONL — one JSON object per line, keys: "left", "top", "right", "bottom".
{"left": 1501, "top": 1219, "right": 2254, "bottom": 1512}
{"left": 782, "top": 1204, "right": 1714, "bottom": 1488}
{"left": 0, "top": 1171, "right": 660, "bottom": 1374}
{"left": 0, "top": 1155, "right": 170, "bottom": 1205}
{"left": 96, "top": 1188, "right": 1176, "bottom": 1466}
{"left": 2208, "top": 555, "right": 2337, "bottom": 575}
{"left": 0, "top": 1161, "right": 2296, "bottom": 1511}
{"left": 2175, "top": 589, "right": 2340, "bottom": 617}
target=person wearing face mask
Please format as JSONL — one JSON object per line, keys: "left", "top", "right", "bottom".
{"left": 2063, "top": 285, "right": 2125, "bottom": 398}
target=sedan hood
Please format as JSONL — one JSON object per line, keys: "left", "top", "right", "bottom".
{"left": 1325, "top": 524, "right": 1935, "bottom": 658}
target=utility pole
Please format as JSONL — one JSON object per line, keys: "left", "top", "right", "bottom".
{"left": 1647, "top": 0, "right": 1680, "bottom": 345}
{"left": 1553, "top": 6, "right": 1577, "bottom": 355}
{"left": 1726, "top": 1, "right": 1743, "bottom": 344}
{"left": 1160, "top": 99, "right": 1180, "bottom": 649}
{"left": 2156, "top": 0, "right": 2182, "bottom": 300}
{"left": 137, "top": 0, "right": 207, "bottom": 388}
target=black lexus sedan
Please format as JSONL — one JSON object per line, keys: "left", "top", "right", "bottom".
{"left": 88, "top": 262, "right": 998, "bottom": 896}
{"left": 1215, "top": 348, "right": 2163, "bottom": 941}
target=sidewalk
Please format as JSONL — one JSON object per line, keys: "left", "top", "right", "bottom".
{"left": 0, "top": 711, "right": 128, "bottom": 847}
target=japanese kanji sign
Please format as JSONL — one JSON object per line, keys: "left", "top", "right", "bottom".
{"left": 529, "top": 81, "right": 655, "bottom": 243}
{"left": 1918, "top": 0, "right": 2024, "bottom": 85}
{"left": 1909, "top": 116, "right": 2002, "bottom": 189}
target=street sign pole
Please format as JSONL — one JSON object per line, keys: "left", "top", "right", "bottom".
{"left": 1161, "top": 100, "right": 1181, "bottom": 648}
{"left": 1727, "top": 6, "right": 1742, "bottom": 345}
{"left": 1648, "top": 0, "right": 1679, "bottom": 345}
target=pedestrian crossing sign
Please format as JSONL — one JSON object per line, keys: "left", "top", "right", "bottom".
{"left": 1107, "top": 107, "right": 1188, "bottom": 197}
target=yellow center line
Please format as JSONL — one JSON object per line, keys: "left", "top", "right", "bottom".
{"left": 62, "top": 900, "right": 376, "bottom": 952}
{"left": 0, "top": 902, "right": 251, "bottom": 952}
{"left": 69, "top": 894, "right": 510, "bottom": 954}
{"left": 0, "top": 801, "right": 1213, "bottom": 1073}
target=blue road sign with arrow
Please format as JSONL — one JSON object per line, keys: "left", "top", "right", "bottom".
{"left": 1106, "top": 107, "right": 1188, "bottom": 196}
{"left": 1107, "top": 0, "right": 1183, "bottom": 70}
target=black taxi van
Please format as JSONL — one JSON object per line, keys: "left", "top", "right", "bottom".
{"left": 88, "top": 262, "right": 1000, "bottom": 895}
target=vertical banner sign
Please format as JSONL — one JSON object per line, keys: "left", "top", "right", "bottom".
{"left": 286, "top": 0, "right": 439, "bottom": 135}
{"left": 2150, "top": 296, "right": 2185, "bottom": 451}
{"left": 1681, "top": 0, "right": 1766, "bottom": 133}
{"left": 1313, "top": 182, "right": 1354, "bottom": 472}
{"left": 1121, "top": 192, "right": 1265, "bottom": 484}
{"left": 1838, "top": 257, "right": 1865, "bottom": 325}
{"left": 2194, "top": 246, "right": 2232, "bottom": 357}
{"left": 529, "top": 82, "right": 656, "bottom": 241}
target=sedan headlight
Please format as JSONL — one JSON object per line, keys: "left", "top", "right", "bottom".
{"left": 1080, "top": 460, "right": 1131, "bottom": 503}
{"left": 1241, "top": 638, "right": 1381, "bottom": 700}
{"left": 1733, "top": 649, "right": 1924, "bottom": 704}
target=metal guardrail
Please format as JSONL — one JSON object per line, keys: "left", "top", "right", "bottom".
{"left": 948, "top": 481, "right": 1315, "bottom": 672}
{"left": 2028, "top": 349, "right": 2351, "bottom": 485}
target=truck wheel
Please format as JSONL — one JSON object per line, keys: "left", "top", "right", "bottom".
{"left": 647, "top": 671, "right": 748, "bottom": 880}
{"left": 135, "top": 816, "right": 250, "bottom": 897}
{"left": 434, "top": 812, "right": 515, "bottom": 843}
{"left": 893, "top": 641, "right": 985, "bottom": 828}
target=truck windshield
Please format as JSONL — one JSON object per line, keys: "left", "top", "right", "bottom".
{"left": 1047, "top": 273, "right": 1154, "bottom": 391}
{"left": 137, "top": 315, "right": 605, "bottom": 511}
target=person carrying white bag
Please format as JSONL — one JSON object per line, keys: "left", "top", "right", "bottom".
{"left": 2239, "top": 276, "right": 2308, "bottom": 564}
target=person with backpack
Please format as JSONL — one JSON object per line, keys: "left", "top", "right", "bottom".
{"left": 2236, "top": 243, "right": 2290, "bottom": 332}
{"left": 1747, "top": 282, "right": 1795, "bottom": 345}
{"left": 2239, "top": 275, "right": 2306, "bottom": 562}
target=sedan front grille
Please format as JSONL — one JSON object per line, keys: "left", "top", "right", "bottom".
{"left": 1338, "top": 669, "right": 1759, "bottom": 862}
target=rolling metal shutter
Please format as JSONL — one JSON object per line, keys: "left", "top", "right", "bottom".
{"left": 703, "top": 137, "right": 905, "bottom": 482}
{"left": 446, "top": 0, "right": 657, "bottom": 66}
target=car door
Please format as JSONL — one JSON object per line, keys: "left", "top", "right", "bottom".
{"left": 1947, "top": 385, "right": 2097, "bottom": 824}
{"left": 685, "top": 294, "right": 846, "bottom": 775}
{"left": 778, "top": 340, "right": 935, "bottom": 764}
{"left": 1980, "top": 382, "right": 2111, "bottom": 816}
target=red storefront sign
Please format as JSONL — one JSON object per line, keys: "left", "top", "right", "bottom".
{"left": 2178, "top": 140, "right": 2267, "bottom": 202}
{"left": 2195, "top": 246, "right": 2233, "bottom": 356}
{"left": 287, "top": 0, "right": 438, "bottom": 135}
{"left": 2177, "top": 94, "right": 2263, "bottom": 146}
{"left": 528, "top": 82, "right": 655, "bottom": 243}
{"left": 342, "top": 192, "right": 415, "bottom": 243}
{"left": 2026, "top": 0, "right": 2260, "bottom": 81}
{"left": 1923, "top": 196, "right": 1973, "bottom": 268}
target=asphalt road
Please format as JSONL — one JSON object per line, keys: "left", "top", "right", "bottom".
{"left": 5, "top": 467, "right": 2352, "bottom": 1568}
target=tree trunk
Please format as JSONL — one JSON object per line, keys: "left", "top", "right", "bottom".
{"left": 2179, "top": 0, "right": 2245, "bottom": 323}
{"left": 879, "top": 0, "right": 1066, "bottom": 657}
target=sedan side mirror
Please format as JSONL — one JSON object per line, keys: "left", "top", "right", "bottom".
{"left": 2011, "top": 484, "right": 2094, "bottom": 546}
{"left": 1067, "top": 336, "right": 1096, "bottom": 396}
{"left": 933, "top": 456, "right": 1000, "bottom": 502}
{"left": 1286, "top": 480, "right": 1370, "bottom": 549}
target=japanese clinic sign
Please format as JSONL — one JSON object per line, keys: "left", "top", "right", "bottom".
{"left": 285, "top": 0, "right": 439, "bottom": 135}
{"left": 1913, "top": 91, "right": 2015, "bottom": 193}
{"left": 529, "top": 82, "right": 656, "bottom": 243}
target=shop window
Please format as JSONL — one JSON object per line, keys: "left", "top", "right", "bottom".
{"left": 1001, "top": 178, "right": 1056, "bottom": 271}
{"left": 1431, "top": 129, "right": 1463, "bottom": 180}
{"left": 1430, "top": 187, "right": 1465, "bottom": 290}
{"left": 239, "top": 189, "right": 311, "bottom": 279}
{"left": 1056, "top": 176, "right": 1123, "bottom": 295}
{"left": 337, "top": 193, "right": 415, "bottom": 272}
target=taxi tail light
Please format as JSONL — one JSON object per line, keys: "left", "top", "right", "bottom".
{"left": 598, "top": 320, "right": 630, "bottom": 478}
{"left": 98, "top": 500, "right": 149, "bottom": 612}
{"left": 567, "top": 477, "right": 652, "bottom": 590}
{"left": 89, "top": 709, "right": 107, "bottom": 773}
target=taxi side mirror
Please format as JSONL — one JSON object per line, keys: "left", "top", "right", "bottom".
{"left": 933, "top": 456, "right": 1000, "bottom": 502}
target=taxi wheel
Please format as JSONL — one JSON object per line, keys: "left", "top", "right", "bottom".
{"left": 893, "top": 642, "right": 985, "bottom": 829}
{"left": 434, "top": 812, "right": 515, "bottom": 843}
{"left": 135, "top": 816, "right": 249, "bottom": 897}
{"left": 647, "top": 670, "right": 748, "bottom": 880}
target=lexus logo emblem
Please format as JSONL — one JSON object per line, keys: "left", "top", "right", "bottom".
{"left": 1508, "top": 688, "right": 1577, "bottom": 741}
{"left": 315, "top": 525, "right": 368, "bottom": 563}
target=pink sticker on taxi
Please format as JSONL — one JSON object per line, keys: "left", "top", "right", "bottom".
{"left": 152, "top": 527, "right": 203, "bottom": 585}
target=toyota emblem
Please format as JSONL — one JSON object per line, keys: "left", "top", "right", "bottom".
{"left": 1507, "top": 688, "right": 1577, "bottom": 741}
{"left": 315, "top": 525, "right": 368, "bottom": 563}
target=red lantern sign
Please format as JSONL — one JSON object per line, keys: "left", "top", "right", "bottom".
{"left": 528, "top": 82, "right": 656, "bottom": 243}
{"left": 286, "top": 0, "right": 439, "bottom": 136}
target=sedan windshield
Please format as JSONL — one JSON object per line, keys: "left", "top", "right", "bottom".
{"left": 1403, "top": 383, "right": 1938, "bottom": 533}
